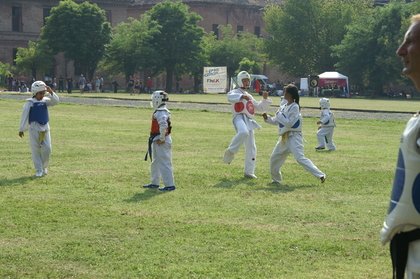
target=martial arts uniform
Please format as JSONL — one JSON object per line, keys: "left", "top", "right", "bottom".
{"left": 148, "top": 105, "right": 175, "bottom": 189}
{"left": 316, "top": 107, "right": 336, "bottom": 151}
{"left": 19, "top": 92, "right": 59, "bottom": 176}
{"left": 265, "top": 101, "right": 325, "bottom": 183}
{"left": 224, "top": 88, "right": 271, "bottom": 177}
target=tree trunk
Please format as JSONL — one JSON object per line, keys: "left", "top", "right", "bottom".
{"left": 165, "top": 66, "right": 174, "bottom": 92}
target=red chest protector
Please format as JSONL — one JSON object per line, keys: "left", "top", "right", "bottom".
{"left": 150, "top": 114, "right": 171, "bottom": 136}
{"left": 233, "top": 100, "right": 255, "bottom": 117}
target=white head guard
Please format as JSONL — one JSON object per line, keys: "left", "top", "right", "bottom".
{"left": 319, "top": 98, "right": 330, "bottom": 109}
{"left": 31, "top": 81, "right": 47, "bottom": 96}
{"left": 237, "top": 71, "right": 251, "bottom": 88}
{"left": 151, "top": 90, "right": 169, "bottom": 109}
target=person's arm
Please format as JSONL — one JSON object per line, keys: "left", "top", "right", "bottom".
{"left": 276, "top": 104, "right": 300, "bottom": 128}
{"left": 252, "top": 91, "right": 272, "bottom": 111}
{"left": 18, "top": 102, "right": 31, "bottom": 137}
{"left": 227, "top": 89, "right": 246, "bottom": 103}
{"left": 44, "top": 86, "right": 60, "bottom": 106}
{"left": 156, "top": 111, "right": 169, "bottom": 144}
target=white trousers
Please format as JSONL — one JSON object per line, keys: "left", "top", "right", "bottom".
{"left": 270, "top": 132, "right": 325, "bottom": 182}
{"left": 317, "top": 127, "right": 336, "bottom": 150}
{"left": 407, "top": 241, "right": 420, "bottom": 278}
{"left": 29, "top": 127, "right": 52, "bottom": 173}
{"left": 227, "top": 116, "right": 257, "bottom": 175}
{"left": 150, "top": 141, "right": 175, "bottom": 187}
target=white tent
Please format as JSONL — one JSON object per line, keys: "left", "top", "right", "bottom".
{"left": 318, "top": 71, "right": 349, "bottom": 94}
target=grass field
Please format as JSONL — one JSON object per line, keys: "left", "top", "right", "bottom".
{"left": 4, "top": 91, "right": 419, "bottom": 113}
{"left": 0, "top": 97, "right": 412, "bottom": 278}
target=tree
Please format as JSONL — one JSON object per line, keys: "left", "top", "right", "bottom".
{"left": 40, "top": 0, "right": 111, "bottom": 80}
{"left": 145, "top": 1, "right": 205, "bottom": 92}
{"left": 15, "top": 40, "right": 53, "bottom": 79}
{"left": 100, "top": 16, "right": 160, "bottom": 81}
{"left": 206, "top": 25, "right": 263, "bottom": 79}
{"left": 264, "top": 0, "right": 372, "bottom": 77}
{"left": 332, "top": 1, "right": 420, "bottom": 95}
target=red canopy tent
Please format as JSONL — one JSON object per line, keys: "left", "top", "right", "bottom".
{"left": 318, "top": 71, "right": 349, "bottom": 88}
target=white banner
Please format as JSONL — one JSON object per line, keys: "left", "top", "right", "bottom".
{"left": 203, "top": 66, "right": 227, "bottom": 93}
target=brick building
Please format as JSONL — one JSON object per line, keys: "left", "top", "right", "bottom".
{"left": 0, "top": 0, "right": 272, "bottom": 90}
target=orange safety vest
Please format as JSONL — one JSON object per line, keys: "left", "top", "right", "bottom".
{"left": 150, "top": 113, "right": 172, "bottom": 137}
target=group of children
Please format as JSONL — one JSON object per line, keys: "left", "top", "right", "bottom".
{"left": 223, "top": 71, "right": 336, "bottom": 184}
{"left": 19, "top": 73, "right": 336, "bottom": 190}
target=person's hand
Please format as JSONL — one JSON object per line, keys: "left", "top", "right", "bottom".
{"left": 156, "top": 139, "right": 165, "bottom": 145}
{"left": 262, "top": 91, "right": 268, "bottom": 99}
{"left": 19, "top": 131, "right": 24, "bottom": 138}
{"left": 262, "top": 113, "right": 268, "bottom": 120}
{"left": 316, "top": 121, "right": 321, "bottom": 125}
{"left": 241, "top": 95, "right": 250, "bottom": 101}
{"left": 46, "top": 86, "right": 53, "bottom": 94}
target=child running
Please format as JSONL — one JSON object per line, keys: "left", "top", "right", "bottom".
{"left": 263, "top": 84, "right": 326, "bottom": 183}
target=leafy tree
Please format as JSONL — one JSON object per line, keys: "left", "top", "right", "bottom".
{"left": 238, "top": 57, "right": 261, "bottom": 74}
{"left": 207, "top": 25, "right": 263, "bottom": 79}
{"left": 145, "top": 1, "right": 205, "bottom": 91}
{"left": 264, "top": 0, "right": 372, "bottom": 77}
{"left": 332, "top": 1, "right": 420, "bottom": 95}
{"left": 15, "top": 40, "right": 53, "bottom": 79}
{"left": 100, "top": 16, "right": 159, "bottom": 81}
{"left": 40, "top": 0, "right": 111, "bottom": 80}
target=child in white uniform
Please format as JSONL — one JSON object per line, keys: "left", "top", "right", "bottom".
{"left": 19, "top": 81, "right": 60, "bottom": 177}
{"left": 315, "top": 98, "right": 336, "bottom": 151}
{"left": 263, "top": 84, "right": 326, "bottom": 183}
{"left": 144, "top": 91, "right": 175, "bottom": 191}
{"left": 223, "top": 71, "right": 272, "bottom": 178}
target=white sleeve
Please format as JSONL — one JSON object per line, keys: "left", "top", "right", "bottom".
{"left": 320, "top": 109, "right": 330, "bottom": 124}
{"left": 252, "top": 96, "right": 272, "bottom": 112}
{"left": 156, "top": 111, "right": 169, "bottom": 141}
{"left": 44, "top": 92, "right": 60, "bottom": 106}
{"left": 227, "top": 89, "right": 243, "bottom": 103}
{"left": 19, "top": 102, "right": 31, "bottom": 132}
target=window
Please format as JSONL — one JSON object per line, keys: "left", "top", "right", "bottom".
{"left": 43, "top": 8, "right": 51, "bottom": 26}
{"left": 212, "top": 24, "right": 219, "bottom": 39}
{"left": 12, "top": 6, "right": 23, "bottom": 32}
{"left": 237, "top": 25, "right": 244, "bottom": 34}
{"left": 254, "top": 26, "right": 261, "bottom": 38}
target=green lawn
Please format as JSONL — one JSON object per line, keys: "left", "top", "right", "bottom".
{"left": 0, "top": 98, "right": 408, "bottom": 278}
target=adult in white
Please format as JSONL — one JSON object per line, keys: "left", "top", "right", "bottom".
{"left": 315, "top": 98, "right": 336, "bottom": 151}
{"left": 223, "top": 71, "right": 272, "bottom": 179}
{"left": 380, "top": 14, "right": 420, "bottom": 279}
{"left": 263, "top": 84, "right": 326, "bottom": 184}
{"left": 19, "top": 81, "right": 60, "bottom": 177}
{"left": 144, "top": 91, "right": 175, "bottom": 191}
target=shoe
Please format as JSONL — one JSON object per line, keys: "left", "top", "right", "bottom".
{"left": 315, "top": 146, "right": 325, "bottom": 151}
{"left": 43, "top": 168, "right": 48, "bottom": 175}
{"left": 143, "top": 184, "right": 159, "bottom": 188}
{"left": 35, "top": 171, "right": 43, "bottom": 177}
{"left": 244, "top": 173, "right": 257, "bottom": 179}
{"left": 271, "top": 180, "right": 281, "bottom": 184}
{"left": 223, "top": 149, "right": 234, "bottom": 164}
{"left": 320, "top": 176, "right": 326, "bottom": 183}
{"left": 158, "top": 186, "right": 176, "bottom": 191}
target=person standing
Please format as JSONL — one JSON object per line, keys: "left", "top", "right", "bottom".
{"left": 380, "top": 14, "right": 420, "bottom": 279}
{"left": 19, "top": 81, "right": 60, "bottom": 177}
{"left": 78, "top": 74, "right": 86, "bottom": 93}
{"left": 315, "top": 97, "right": 336, "bottom": 151}
{"left": 144, "top": 91, "right": 176, "bottom": 191}
{"left": 263, "top": 84, "right": 326, "bottom": 184}
{"left": 223, "top": 71, "right": 272, "bottom": 179}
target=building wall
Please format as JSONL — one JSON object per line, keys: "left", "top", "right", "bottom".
{"left": 0, "top": 0, "right": 269, "bottom": 90}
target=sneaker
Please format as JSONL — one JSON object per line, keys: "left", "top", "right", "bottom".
{"left": 320, "top": 176, "right": 326, "bottom": 183}
{"left": 35, "top": 171, "right": 43, "bottom": 177}
{"left": 223, "top": 149, "right": 234, "bottom": 164}
{"left": 244, "top": 173, "right": 257, "bottom": 179}
{"left": 158, "top": 186, "right": 176, "bottom": 191}
{"left": 43, "top": 168, "right": 48, "bottom": 175}
{"left": 315, "top": 146, "right": 325, "bottom": 151}
{"left": 143, "top": 184, "right": 159, "bottom": 189}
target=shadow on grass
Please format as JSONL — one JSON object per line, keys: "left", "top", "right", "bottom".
{"left": 0, "top": 175, "right": 35, "bottom": 187}
{"left": 214, "top": 177, "right": 258, "bottom": 188}
{"left": 124, "top": 189, "right": 164, "bottom": 203}
{"left": 214, "top": 178, "right": 316, "bottom": 194}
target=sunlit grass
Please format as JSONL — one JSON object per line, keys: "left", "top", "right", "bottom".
{"left": 0, "top": 98, "right": 408, "bottom": 278}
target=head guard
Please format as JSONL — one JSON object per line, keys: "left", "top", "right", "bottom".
{"left": 319, "top": 98, "right": 331, "bottom": 109}
{"left": 237, "top": 71, "right": 251, "bottom": 88}
{"left": 31, "top": 81, "right": 47, "bottom": 96}
{"left": 151, "top": 90, "right": 169, "bottom": 109}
